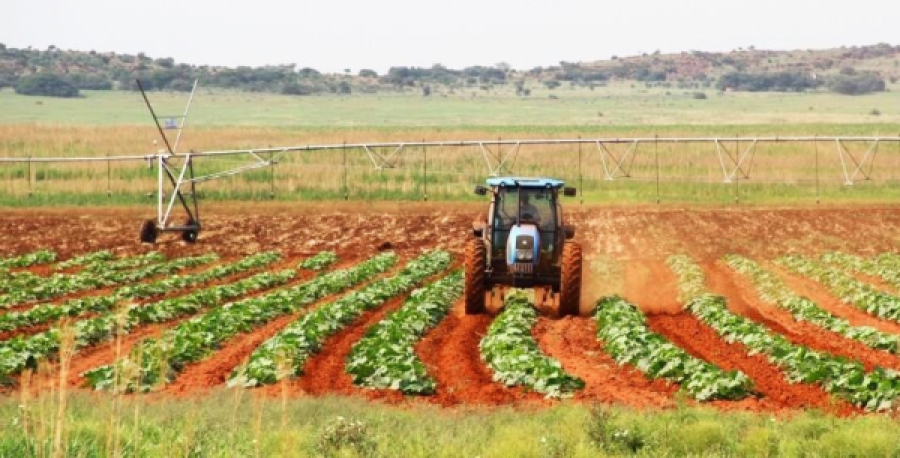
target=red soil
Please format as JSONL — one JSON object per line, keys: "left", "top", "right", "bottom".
{"left": 3, "top": 204, "right": 900, "bottom": 414}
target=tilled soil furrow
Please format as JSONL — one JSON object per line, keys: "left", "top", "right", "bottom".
{"left": 646, "top": 313, "right": 855, "bottom": 415}
{"left": 707, "top": 261, "right": 900, "bottom": 372}
{"left": 768, "top": 262, "right": 900, "bottom": 335}
{"left": 532, "top": 316, "right": 677, "bottom": 407}
{"left": 413, "top": 299, "right": 542, "bottom": 406}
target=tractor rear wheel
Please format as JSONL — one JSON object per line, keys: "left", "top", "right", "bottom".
{"left": 464, "top": 238, "right": 487, "bottom": 315}
{"left": 559, "top": 241, "right": 582, "bottom": 316}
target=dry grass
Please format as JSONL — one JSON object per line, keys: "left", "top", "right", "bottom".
{"left": 2, "top": 125, "right": 900, "bottom": 204}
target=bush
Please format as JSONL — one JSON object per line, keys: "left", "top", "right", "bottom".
{"left": 15, "top": 73, "right": 79, "bottom": 97}
{"left": 315, "top": 416, "right": 375, "bottom": 457}
{"left": 282, "top": 82, "right": 312, "bottom": 96}
{"left": 828, "top": 73, "right": 886, "bottom": 95}
{"left": 716, "top": 71, "right": 820, "bottom": 92}
{"left": 692, "top": 91, "right": 708, "bottom": 99}
{"left": 870, "top": 108, "right": 881, "bottom": 116}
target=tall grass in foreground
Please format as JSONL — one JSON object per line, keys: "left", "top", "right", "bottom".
{"left": 3, "top": 387, "right": 900, "bottom": 456}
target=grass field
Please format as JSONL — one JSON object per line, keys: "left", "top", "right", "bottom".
{"left": 1, "top": 83, "right": 900, "bottom": 127}
{"left": 4, "top": 391, "right": 900, "bottom": 457}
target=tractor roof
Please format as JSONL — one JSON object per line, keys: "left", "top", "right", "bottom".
{"left": 485, "top": 177, "right": 566, "bottom": 188}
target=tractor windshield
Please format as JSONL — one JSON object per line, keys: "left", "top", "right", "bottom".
{"left": 494, "top": 187, "right": 555, "bottom": 230}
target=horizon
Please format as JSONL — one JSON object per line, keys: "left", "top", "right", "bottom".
{"left": 5, "top": 0, "right": 898, "bottom": 73}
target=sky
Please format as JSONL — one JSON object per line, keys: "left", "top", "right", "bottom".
{"left": 3, "top": 0, "right": 898, "bottom": 73}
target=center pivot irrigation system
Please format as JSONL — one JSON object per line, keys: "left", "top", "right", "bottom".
{"left": 2, "top": 79, "right": 899, "bottom": 244}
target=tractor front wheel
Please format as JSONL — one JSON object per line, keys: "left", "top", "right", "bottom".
{"left": 464, "top": 238, "right": 487, "bottom": 315}
{"left": 559, "top": 241, "right": 582, "bottom": 316}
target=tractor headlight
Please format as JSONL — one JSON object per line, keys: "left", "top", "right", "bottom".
{"left": 516, "top": 249, "right": 533, "bottom": 261}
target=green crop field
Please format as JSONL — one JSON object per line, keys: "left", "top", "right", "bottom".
{"left": 1, "top": 83, "right": 900, "bottom": 127}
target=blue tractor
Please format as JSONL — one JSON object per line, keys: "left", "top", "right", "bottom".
{"left": 466, "top": 177, "right": 582, "bottom": 316}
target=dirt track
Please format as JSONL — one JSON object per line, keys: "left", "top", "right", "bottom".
{"left": 4, "top": 203, "right": 900, "bottom": 413}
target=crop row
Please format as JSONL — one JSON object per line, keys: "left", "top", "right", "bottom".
{"left": 55, "top": 250, "right": 116, "bottom": 271}
{"left": 298, "top": 251, "right": 339, "bottom": 271}
{"left": 0, "top": 249, "right": 56, "bottom": 270}
{"left": 0, "top": 260, "right": 300, "bottom": 380}
{"left": 0, "top": 252, "right": 168, "bottom": 294}
{"left": 88, "top": 252, "right": 397, "bottom": 392}
{"left": 821, "top": 252, "right": 900, "bottom": 290}
{"left": 230, "top": 250, "right": 451, "bottom": 388}
{"left": 345, "top": 270, "right": 462, "bottom": 394}
{"left": 479, "top": 292, "right": 584, "bottom": 398}
{"left": 778, "top": 255, "right": 900, "bottom": 322}
{"left": 0, "top": 253, "right": 219, "bottom": 309}
{"left": 725, "top": 254, "right": 900, "bottom": 354}
{"left": 596, "top": 295, "right": 753, "bottom": 401}
{"left": 670, "top": 254, "right": 900, "bottom": 411}
{"left": 84, "top": 251, "right": 167, "bottom": 273}
{"left": 0, "top": 252, "right": 281, "bottom": 333}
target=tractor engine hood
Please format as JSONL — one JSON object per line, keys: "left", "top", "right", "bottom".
{"left": 506, "top": 224, "right": 540, "bottom": 266}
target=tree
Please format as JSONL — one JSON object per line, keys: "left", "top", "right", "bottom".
{"left": 15, "top": 73, "right": 79, "bottom": 97}
{"left": 282, "top": 82, "right": 312, "bottom": 95}
{"left": 337, "top": 81, "right": 351, "bottom": 94}
{"left": 155, "top": 57, "right": 175, "bottom": 68}
{"left": 422, "top": 85, "right": 431, "bottom": 97}
{"left": 358, "top": 69, "right": 378, "bottom": 78}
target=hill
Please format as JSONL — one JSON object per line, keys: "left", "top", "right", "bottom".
{"left": 0, "top": 42, "right": 897, "bottom": 97}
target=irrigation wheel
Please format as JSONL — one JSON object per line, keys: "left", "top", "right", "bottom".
{"left": 139, "top": 219, "right": 158, "bottom": 244}
{"left": 559, "top": 241, "right": 582, "bottom": 316}
{"left": 464, "top": 238, "right": 487, "bottom": 315}
{"left": 182, "top": 218, "right": 200, "bottom": 244}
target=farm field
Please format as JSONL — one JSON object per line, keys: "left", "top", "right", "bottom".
{"left": 5, "top": 204, "right": 900, "bottom": 455}
{"left": 2, "top": 81, "right": 900, "bottom": 455}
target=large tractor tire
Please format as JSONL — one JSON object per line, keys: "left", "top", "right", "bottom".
{"left": 464, "top": 238, "right": 487, "bottom": 315}
{"left": 559, "top": 241, "right": 582, "bottom": 316}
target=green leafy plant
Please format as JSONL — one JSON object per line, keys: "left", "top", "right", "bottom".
{"left": 0, "top": 250, "right": 56, "bottom": 269}
{"left": 88, "top": 252, "right": 400, "bottom": 392}
{"left": 778, "top": 254, "right": 900, "bottom": 322}
{"left": 596, "top": 295, "right": 753, "bottom": 401}
{"left": 0, "top": 253, "right": 219, "bottom": 308}
{"left": 726, "top": 254, "right": 900, "bottom": 354}
{"left": 230, "top": 251, "right": 451, "bottom": 388}
{"left": 298, "top": 251, "right": 338, "bottom": 271}
{"left": 480, "top": 292, "right": 585, "bottom": 398}
{"left": 0, "top": 252, "right": 282, "bottom": 333}
{"left": 670, "top": 254, "right": 900, "bottom": 411}
{"left": 54, "top": 250, "right": 116, "bottom": 270}
{"left": 346, "top": 270, "right": 462, "bottom": 394}
{"left": 0, "top": 255, "right": 294, "bottom": 380}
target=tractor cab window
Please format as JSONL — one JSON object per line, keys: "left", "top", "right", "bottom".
{"left": 494, "top": 188, "right": 555, "bottom": 230}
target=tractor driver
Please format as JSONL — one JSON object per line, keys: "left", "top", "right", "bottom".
{"left": 520, "top": 193, "right": 540, "bottom": 224}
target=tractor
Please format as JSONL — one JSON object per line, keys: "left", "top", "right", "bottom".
{"left": 466, "top": 177, "right": 582, "bottom": 316}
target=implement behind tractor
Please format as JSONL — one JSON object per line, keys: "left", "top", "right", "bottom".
{"left": 465, "top": 177, "right": 582, "bottom": 316}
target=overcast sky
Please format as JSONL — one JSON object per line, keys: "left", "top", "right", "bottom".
{"left": 3, "top": 0, "right": 897, "bottom": 73}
